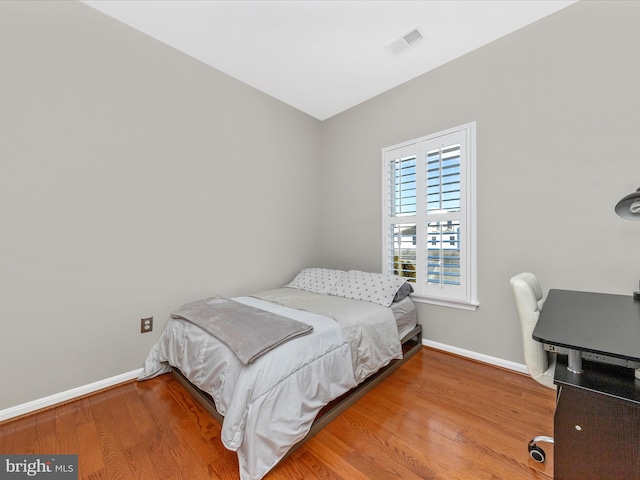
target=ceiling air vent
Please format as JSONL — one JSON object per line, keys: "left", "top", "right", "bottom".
{"left": 386, "top": 26, "right": 424, "bottom": 56}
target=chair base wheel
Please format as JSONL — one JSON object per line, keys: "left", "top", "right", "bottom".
{"left": 528, "top": 443, "right": 546, "bottom": 462}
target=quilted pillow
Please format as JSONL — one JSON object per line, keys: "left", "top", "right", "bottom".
{"left": 329, "top": 270, "right": 408, "bottom": 307}
{"left": 285, "top": 268, "right": 346, "bottom": 294}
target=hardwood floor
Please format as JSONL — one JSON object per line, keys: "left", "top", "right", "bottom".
{"left": 0, "top": 348, "right": 555, "bottom": 479}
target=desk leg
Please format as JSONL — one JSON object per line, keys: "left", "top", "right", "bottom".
{"left": 567, "top": 350, "right": 582, "bottom": 373}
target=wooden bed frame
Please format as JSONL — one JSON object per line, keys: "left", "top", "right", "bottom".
{"left": 171, "top": 323, "right": 422, "bottom": 458}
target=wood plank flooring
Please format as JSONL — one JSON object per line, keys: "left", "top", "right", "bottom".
{"left": 0, "top": 348, "right": 556, "bottom": 479}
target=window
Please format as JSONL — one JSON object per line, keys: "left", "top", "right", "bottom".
{"left": 382, "top": 122, "right": 477, "bottom": 309}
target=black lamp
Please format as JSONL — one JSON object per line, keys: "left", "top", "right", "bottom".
{"left": 616, "top": 188, "right": 640, "bottom": 300}
{"left": 615, "top": 188, "right": 640, "bottom": 220}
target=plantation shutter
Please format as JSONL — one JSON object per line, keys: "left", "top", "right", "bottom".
{"left": 382, "top": 122, "right": 476, "bottom": 308}
{"left": 385, "top": 148, "right": 418, "bottom": 283}
{"left": 423, "top": 130, "right": 467, "bottom": 301}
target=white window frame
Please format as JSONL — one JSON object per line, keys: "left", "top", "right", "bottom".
{"left": 382, "top": 122, "right": 478, "bottom": 310}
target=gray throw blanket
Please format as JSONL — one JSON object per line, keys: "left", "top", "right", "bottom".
{"left": 171, "top": 297, "right": 313, "bottom": 365}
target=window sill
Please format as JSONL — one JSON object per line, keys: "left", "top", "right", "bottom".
{"left": 410, "top": 294, "right": 479, "bottom": 311}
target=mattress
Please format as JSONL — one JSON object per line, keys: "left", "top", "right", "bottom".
{"left": 391, "top": 295, "right": 418, "bottom": 337}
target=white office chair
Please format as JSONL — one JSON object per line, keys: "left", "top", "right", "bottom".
{"left": 510, "top": 272, "right": 556, "bottom": 463}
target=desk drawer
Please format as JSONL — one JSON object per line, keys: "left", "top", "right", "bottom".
{"left": 555, "top": 385, "right": 640, "bottom": 480}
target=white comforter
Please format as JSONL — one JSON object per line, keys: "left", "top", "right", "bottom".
{"left": 138, "top": 289, "right": 402, "bottom": 480}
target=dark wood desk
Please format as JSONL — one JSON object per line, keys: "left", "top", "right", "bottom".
{"left": 533, "top": 289, "right": 640, "bottom": 480}
{"left": 534, "top": 289, "right": 640, "bottom": 368}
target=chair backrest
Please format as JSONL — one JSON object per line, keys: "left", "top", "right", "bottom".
{"left": 510, "top": 272, "right": 555, "bottom": 388}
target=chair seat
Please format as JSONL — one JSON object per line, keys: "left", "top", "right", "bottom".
{"left": 530, "top": 352, "right": 556, "bottom": 389}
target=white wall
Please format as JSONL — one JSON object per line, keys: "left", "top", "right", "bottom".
{"left": 319, "top": 1, "right": 640, "bottom": 364}
{"left": 0, "top": 1, "right": 321, "bottom": 411}
{"left": 3, "top": 0, "right": 640, "bottom": 415}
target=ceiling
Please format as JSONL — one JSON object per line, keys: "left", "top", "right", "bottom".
{"left": 82, "top": 0, "right": 577, "bottom": 121}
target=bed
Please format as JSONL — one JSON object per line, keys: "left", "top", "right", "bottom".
{"left": 138, "top": 269, "right": 422, "bottom": 480}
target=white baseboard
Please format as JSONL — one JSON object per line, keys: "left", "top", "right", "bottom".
{"left": 1, "top": 342, "right": 526, "bottom": 423}
{"left": 0, "top": 368, "right": 144, "bottom": 423}
{"left": 423, "top": 339, "right": 528, "bottom": 375}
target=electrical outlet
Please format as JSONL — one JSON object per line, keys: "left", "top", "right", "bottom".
{"left": 141, "top": 316, "right": 153, "bottom": 333}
